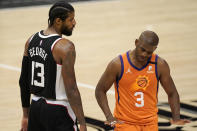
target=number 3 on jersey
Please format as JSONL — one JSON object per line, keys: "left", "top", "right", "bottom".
{"left": 134, "top": 92, "right": 144, "bottom": 107}
{"left": 31, "top": 61, "right": 45, "bottom": 87}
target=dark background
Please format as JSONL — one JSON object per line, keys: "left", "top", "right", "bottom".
{"left": 0, "top": 0, "right": 97, "bottom": 9}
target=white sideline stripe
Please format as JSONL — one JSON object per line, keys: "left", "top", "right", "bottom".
{"left": 77, "top": 82, "right": 115, "bottom": 95}
{"left": 0, "top": 64, "right": 21, "bottom": 72}
{"left": 0, "top": 63, "right": 115, "bottom": 95}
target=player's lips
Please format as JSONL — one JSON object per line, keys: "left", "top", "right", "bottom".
{"left": 71, "top": 26, "right": 75, "bottom": 31}
{"left": 138, "top": 56, "right": 147, "bottom": 61}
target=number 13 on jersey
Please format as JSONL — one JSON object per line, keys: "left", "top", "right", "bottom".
{"left": 31, "top": 61, "right": 45, "bottom": 87}
{"left": 134, "top": 92, "right": 144, "bottom": 107}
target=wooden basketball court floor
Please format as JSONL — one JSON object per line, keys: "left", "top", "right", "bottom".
{"left": 0, "top": 0, "right": 197, "bottom": 130}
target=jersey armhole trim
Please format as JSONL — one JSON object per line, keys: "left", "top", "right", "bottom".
{"left": 51, "top": 38, "right": 64, "bottom": 51}
{"left": 155, "top": 55, "right": 159, "bottom": 81}
{"left": 28, "top": 33, "right": 36, "bottom": 44}
{"left": 115, "top": 55, "right": 124, "bottom": 103}
{"left": 51, "top": 38, "right": 64, "bottom": 65}
{"left": 118, "top": 55, "right": 124, "bottom": 81}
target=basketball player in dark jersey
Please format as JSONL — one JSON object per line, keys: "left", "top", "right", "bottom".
{"left": 19, "top": 1, "right": 86, "bottom": 131}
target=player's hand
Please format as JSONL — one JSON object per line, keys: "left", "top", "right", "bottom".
{"left": 105, "top": 116, "right": 124, "bottom": 127}
{"left": 79, "top": 124, "right": 87, "bottom": 131}
{"left": 170, "top": 119, "right": 190, "bottom": 125}
{"left": 20, "top": 116, "right": 28, "bottom": 131}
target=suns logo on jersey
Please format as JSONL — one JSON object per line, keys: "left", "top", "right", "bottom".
{"left": 130, "top": 75, "right": 150, "bottom": 91}
{"left": 136, "top": 75, "right": 150, "bottom": 90}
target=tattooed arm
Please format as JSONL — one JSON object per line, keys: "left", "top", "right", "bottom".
{"left": 52, "top": 39, "right": 86, "bottom": 131}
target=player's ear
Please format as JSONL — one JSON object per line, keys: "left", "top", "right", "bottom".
{"left": 135, "top": 39, "right": 139, "bottom": 47}
{"left": 153, "top": 46, "right": 157, "bottom": 52}
{"left": 55, "top": 18, "right": 63, "bottom": 26}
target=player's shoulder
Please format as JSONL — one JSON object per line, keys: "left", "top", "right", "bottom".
{"left": 58, "top": 38, "right": 74, "bottom": 45}
{"left": 157, "top": 55, "right": 169, "bottom": 67}
{"left": 112, "top": 55, "right": 122, "bottom": 66}
{"left": 106, "top": 55, "right": 122, "bottom": 72}
{"left": 111, "top": 52, "right": 127, "bottom": 66}
{"left": 26, "top": 33, "right": 36, "bottom": 45}
{"left": 56, "top": 38, "right": 75, "bottom": 52}
{"left": 156, "top": 55, "right": 170, "bottom": 76}
{"left": 24, "top": 34, "right": 37, "bottom": 56}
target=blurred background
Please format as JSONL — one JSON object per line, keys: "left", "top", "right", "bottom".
{"left": 0, "top": 0, "right": 197, "bottom": 130}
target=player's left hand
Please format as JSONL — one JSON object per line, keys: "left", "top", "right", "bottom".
{"left": 170, "top": 119, "right": 190, "bottom": 125}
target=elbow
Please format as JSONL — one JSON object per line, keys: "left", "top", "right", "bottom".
{"left": 168, "top": 90, "right": 179, "bottom": 99}
{"left": 19, "top": 77, "right": 23, "bottom": 87}
{"left": 95, "top": 86, "right": 105, "bottom": 100}
{"left": 95, "top": 88, "right": 99, "bottom": 100}
{"left": 95, "top": 86, "right": 100, "bottom": 98}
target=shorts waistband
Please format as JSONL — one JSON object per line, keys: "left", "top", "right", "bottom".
{"left": 32, "top": 95, "right": 69, "bottom": 107}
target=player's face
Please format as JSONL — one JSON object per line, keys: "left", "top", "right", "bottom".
{"left": 135, "top": 39, "right": 157, "bottom": 62}
{"left": 61, "top": 12, "right": 76, "bottom": 36}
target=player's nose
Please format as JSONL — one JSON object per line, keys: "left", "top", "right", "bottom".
{"left": 73, "top": 19, "right": 76, "bottom": 26}
{"left": 142, "top": 52, "right": 148, "bottom": 57}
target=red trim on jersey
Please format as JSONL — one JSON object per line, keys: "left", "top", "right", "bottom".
{"left": 64, "top": 106, "right": 77, "bottom": 131}
{"left": 44, "top": 99, "right": 77, "bottom": 131}
{"left": 44, "top": 99, "right": 66, "bottom": 108}
{"left": 51, "top": 38, "right": 63, "bottom": 51}
{"left": 51, "top": 38, "right": 64, "bottom": 65}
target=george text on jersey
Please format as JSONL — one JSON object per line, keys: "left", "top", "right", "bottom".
{"left": 29, "top": 47, "right": 48, "bottom": 61}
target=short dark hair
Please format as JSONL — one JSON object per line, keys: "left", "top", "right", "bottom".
{"left": 48, "top": 1, "right": 74, "bottom": 27}
{"left": 139, "top": 30, "right": 159, "bottom": 46}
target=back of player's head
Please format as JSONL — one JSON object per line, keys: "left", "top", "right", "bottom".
{"left": 48, "top": 1, "right": 74, "bottom": 27}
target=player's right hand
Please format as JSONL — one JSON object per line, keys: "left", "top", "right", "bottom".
{"left": 20, "top": 116, "right": 28, "bottom": 131}
{"left": 80, "top": 124, "right": 87, "bottom": 131}
{"left": 105, "top": 116, "right": 124, "bottom": 127}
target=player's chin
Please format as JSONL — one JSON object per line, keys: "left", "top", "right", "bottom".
{"left": 137, "top": 56, "right": 147, "bottom": 62}
{"left": 63, "top": 31, "right": 72, "bottom": 36}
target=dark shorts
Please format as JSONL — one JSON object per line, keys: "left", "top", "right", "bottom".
{"left": 28, "top": 98, "right": 79, "bottom": 131}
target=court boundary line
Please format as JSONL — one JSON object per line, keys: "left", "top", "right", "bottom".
{"left": 0, "top": 63, "right": 115, "bottom": 95}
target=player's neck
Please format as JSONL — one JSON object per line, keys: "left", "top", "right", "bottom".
{"left": 44, "top": 27, "right": 62, "bottom": 37}
{"left": 130, "top": 50, "right": 148, "bottom": 68}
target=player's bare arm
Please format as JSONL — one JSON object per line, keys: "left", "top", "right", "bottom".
{"left": 157, "top": 56, "right": 190, "bottom": 125}
{"left": 53, "top": 39, "right": 87, "bottom": 130}
{"left": 95, "top": 56, "right": 123, "bottom": 127}
{"left": 19, "top": 36, "right": 32, "bottom": 131}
